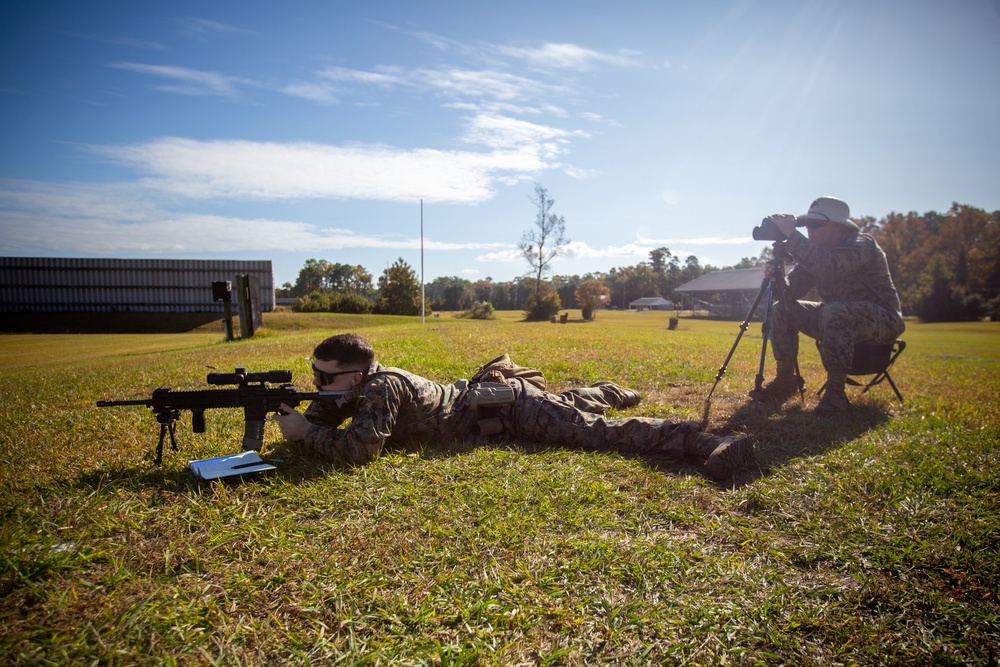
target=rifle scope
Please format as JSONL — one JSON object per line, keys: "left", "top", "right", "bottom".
{"left": 206, "top": 367, "right": 293, "bottom": 386}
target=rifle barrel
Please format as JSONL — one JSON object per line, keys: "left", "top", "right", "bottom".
{"left": 97, "top": 398, "right": 154, "bottom": 407}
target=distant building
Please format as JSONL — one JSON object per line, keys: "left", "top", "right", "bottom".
{"left": 0, "top": 257, "right": 274, "bottom": 313}
{"left": 675, "top": 266, "right": 792, "bottom": 319}
{"left": 629, "top": 296, "right": 674, "bottom": 311}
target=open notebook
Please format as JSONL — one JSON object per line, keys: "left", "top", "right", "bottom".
{"left": 189, "top": 450, "right": 277, "bottom": 480}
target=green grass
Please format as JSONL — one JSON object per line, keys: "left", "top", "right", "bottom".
{"left": 2, "top": 310, "right": 998, "bottom": 665}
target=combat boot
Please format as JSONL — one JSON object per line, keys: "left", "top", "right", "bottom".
{"left": 685, "top": 432, "right": 756, "bottom": 481}
{"left": 748, "top": 361, "right": 801, "bottom": 402}
{"left": 815, "top": 370, "right": 850, "bottom": 417}
{"left": 590, "top": 382, "right": 642, "bottom": 409}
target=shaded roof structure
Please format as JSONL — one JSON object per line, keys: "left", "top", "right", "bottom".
{"left": 675, "top": 266, "right": 796, "bottom": 293}
{"left": 629, "top": 296, "right": 673, "bottom": 309}
{"left": 675, "top": 268, "right": 764, "bottom": 293}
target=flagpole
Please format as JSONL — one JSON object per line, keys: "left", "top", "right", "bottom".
{"left": 420, "top": 199, "right": 425, "bottom": 324}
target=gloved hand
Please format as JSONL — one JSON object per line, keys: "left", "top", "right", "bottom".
{"left": 766, "top": 214, "right": 798, "bottom": 238}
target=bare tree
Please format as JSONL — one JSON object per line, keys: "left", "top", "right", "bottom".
{"left": 519, "top": 183, "right": 569, "bottom": 300}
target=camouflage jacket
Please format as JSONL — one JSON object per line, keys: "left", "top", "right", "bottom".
{"left": 299, "top": 363, "right": 479, "bottom": 465}
{"left": 783, "top": 230, "right": 903, "bottom": 317}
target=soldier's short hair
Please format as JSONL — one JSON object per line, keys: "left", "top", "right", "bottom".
{"left": 314, "top": 333, "right": 375, "bottom": 367}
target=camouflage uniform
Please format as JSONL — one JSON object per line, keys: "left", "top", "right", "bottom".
{"left": 500, "top": 378, "right": 702, "bottom": 458}
{"left": 299, "top": 363, "right": 702, "bottom": 466}
{"left": 773, "top": 230, "right": 904, "bottom": 374}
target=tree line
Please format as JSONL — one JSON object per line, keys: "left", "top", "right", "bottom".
{"left": 275, "top": 203, "right": 999, "bottom": 322}
{"left": 275, "top": 248, "right": 755, "bottom": 318}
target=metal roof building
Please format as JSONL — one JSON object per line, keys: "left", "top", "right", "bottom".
{"left": 0, "top": 257, "right": 274, "bottom": 313}
{"left": 628, "top": 296, "right": 674, "bottom": 311}
{"left": 675, "top": 266, "right": 794, "bottom": 319}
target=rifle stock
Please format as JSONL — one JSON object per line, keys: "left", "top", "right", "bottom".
{"left": 98, "top": 368, "right": 353, "bottom": 465}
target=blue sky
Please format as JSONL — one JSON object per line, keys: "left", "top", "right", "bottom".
{"left": 2, "top": 0, "right": 998, "bottom": 288}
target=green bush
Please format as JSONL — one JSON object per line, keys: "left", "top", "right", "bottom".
{"left": 458, "top": 302, "right": 495, "bottom": 320}
{"left": 523, "top": 289, "right": 561, "bottom": 322}
{"left": 329, "top": 292, "right": 373, "bottom": 314}
{"left": 292, "top": 290, "right": 330, "bottom": 312}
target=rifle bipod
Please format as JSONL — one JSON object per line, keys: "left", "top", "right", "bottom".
{"left": 701, "top": 255, "right": 804, "bottom": 425}
{"left": 154, "top": 410, "right": 181, "bottom": 466}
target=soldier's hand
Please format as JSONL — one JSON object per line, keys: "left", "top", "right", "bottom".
{"left": 274, "top": 403, "right": 311, "bottom": 442}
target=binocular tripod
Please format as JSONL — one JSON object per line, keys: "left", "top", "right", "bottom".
{"left": 702, "top": 246, "right": 804, "bottom": 424}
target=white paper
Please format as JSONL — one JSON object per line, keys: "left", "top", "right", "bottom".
{"left": 189, "top": 450, "right": 276, "bottom": 480}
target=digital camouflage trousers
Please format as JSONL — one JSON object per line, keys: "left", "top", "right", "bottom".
{"left": 771, "top": 299, "right": 905, "bottom": 373}
{"left": 499, "top": 380, "right": 702, "bottom": 458}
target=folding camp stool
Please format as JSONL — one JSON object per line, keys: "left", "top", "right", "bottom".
{"left": 816, "top": 339, "right": 906, "bottom": 402}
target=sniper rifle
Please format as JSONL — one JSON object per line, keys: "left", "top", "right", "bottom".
{"left": 97, "top": 367, "right": 354, "bottom": 464}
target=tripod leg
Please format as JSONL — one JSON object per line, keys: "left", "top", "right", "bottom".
{"left": 793, "top": 358, "right": 806, "bottom": 400}
{"left": 702, "top": 279, "right": 770, "bottom": 425}
{"left": 753, "top": 278, "right": 780, "bottom": 412}
{"left": 706, "top": 279, "right": 769, "bottom": 400}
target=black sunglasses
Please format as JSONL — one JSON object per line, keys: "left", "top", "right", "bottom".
{"left": 312, "top": 362, "right": 358, "bottom": 385}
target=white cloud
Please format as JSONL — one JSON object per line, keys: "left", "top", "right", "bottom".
{"left": 638, "top": 234, "right": 753, "bottom": 246}
{"left": 86, "top": 136, "right": 559, "bottom": 203}
{"left": 407, "top": 31, "right": 639, "bottom": 73}
{"left": 0, "top": 178, "right": 511, "bottom": 255}
{"left": 317, "top": 66, "right": 406, "bottom": 87}
{"left": 460, "top": 113, "right": 581, "bottom": 154}
{"left": 109, "top": 62, "right": 251, "bottom": 98}
{"left": 563, "top": 166, "right": 599, "bottom": 179}
{"left": 476, "top": 240, "right": 651, "bottom": 265}
{"left": 280, "top": 82, "right": 340, "bottom": 105}
{"left": 560, "top": 240, "right": 652, "bottom": 260}
{"left": 475, "top": 247, "right": 523, "bottom": 263}
{"left": 495, "top": 43, "right": 640, "bottom": 70}
{"left": 285, "top": 61, "right": 572, "bottom": 109}
{"left": 178, "top": 17, "right": 253, "bottom": 40}
{"left": 473, "top": 236, "right": 755, "bottom": 270}
{"left": 415, "top": 67, "right": 553, "bottom": 102}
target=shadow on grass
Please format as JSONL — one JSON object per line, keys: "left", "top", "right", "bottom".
{"left": 714, "top": 396, "right": 894, "bottom": 483}
{"left": 73, "top": 453, "right": 342, "bottom": 492}
{"left": 71, "top": 396, "right": 894, "bottom": 495}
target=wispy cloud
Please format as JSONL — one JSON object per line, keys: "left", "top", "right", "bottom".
{"left": 283, "top": 64, "right": 567, "bottom": 107}
{"left": 0, "top": 175, "right": 753, "bottom": 272}
{"left": 316, "top": 66, "right": 406, "bottom": 87}
{"left": 637, "top": 234, "right": 753, "bottom": 246}
{"left": 109, "top": 62, "right": 251, "bottom": 99}
{"left": 0, "top": 178, "right": 510, "bottom": 255}
{"left": 475, "top": 240, "right": 652, "bottom": 265}
{"left": 178, "top": 17, "right": 254, "bottom": 40}
{"left": 2, "top": 31, "right": 642, "bottom": 265}
{"left": 85, "top": 136, "right": 556, "bottom": 203}
{"left": 460, "top": 114, "right": 583, "bottom": 153}
{"left": 474, "top": 237, "right": 751, "bottom": 268}
{"left": 415, "top": 67, "right": 554, "bottom": 102}
{"left": 62, "top": 31, "right": 167, "bottom": 51}
{"left": 495, "top": 42, "right": 641, "bottom": 70}
{"left": 410, "top": 30, "right": 640, "bottom": 72}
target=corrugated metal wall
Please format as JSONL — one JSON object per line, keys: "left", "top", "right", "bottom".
{"left": 0, "top": 257, "right": 274, "bottom": 313}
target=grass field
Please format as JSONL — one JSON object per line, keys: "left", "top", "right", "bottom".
{"left": 2, "top": 310, "right": 998, "bottom": 665}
